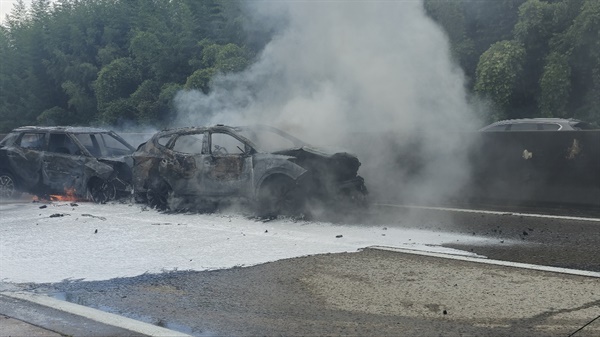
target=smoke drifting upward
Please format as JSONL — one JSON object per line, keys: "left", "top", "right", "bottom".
{"left": 174, "top": 1, "right": 481, "bottom": 205}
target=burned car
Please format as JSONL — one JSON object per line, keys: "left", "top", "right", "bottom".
{"left": 132, "top": 124, "right": 367, "bottom": 215}
{"left": 0, "top": 126, "right": 135, "bottom": 202}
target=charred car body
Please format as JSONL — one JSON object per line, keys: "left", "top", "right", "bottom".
{"left": 0, "top": 126, "right": 135, "bottom": 202}
{"left": 132, "top": 124, "right": 367, "bottom": 215}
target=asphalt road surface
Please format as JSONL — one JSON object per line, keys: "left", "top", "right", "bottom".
{"left": 24, "top": 203, "right": 599, "bottom": 336}
{"left": 376, "top": 204, "right": 600, "bottom": 272}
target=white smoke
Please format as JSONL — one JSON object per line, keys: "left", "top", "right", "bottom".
{"left": 174, "top": 0, "right": 481, "bottom": 205}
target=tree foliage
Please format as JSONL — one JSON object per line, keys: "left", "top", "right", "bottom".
{"left": 426, "top": 0, "right": 599, "bottom": 125}
{"left": 1, "top": 0, "right": 599, "bottom": 131}
{"left": 0, "top": 0, "right": 260, "bottom": 131}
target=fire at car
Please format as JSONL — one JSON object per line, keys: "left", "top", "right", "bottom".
{"left": 132, "top": 124, "right": 368, "bottom": 216}
{"left": 0, "top": 126, "right": 135, "bottom": 203}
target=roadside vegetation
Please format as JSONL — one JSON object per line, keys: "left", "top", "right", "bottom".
{"left": 0, "top": 0, "right": 598, "bottom": 133}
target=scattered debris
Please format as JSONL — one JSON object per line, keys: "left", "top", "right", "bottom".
{"left": 82, "top": 214, "right": 107, "bottom": 221}
{"left": 49, "top": 213, "right": 67, "bottom": 218}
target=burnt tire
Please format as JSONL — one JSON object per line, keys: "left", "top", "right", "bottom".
{"left": 346, "top": 177, "right": 369, "bottom": 208}
{"left": 89, "top": 179, "right": 116, "bottom": 204}
{"left": 0, "top": 171, "right": 18, "bottom": 199}
{"left": 257, "top": 176, "right": 302, "bottom": 218}
{"left": 146, "top": 181, "right": 172, "bottom": 211}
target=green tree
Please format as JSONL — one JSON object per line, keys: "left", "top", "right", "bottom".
{"left": 475, "top": 40, "right": 526, "bottom": 120}
{"left": 185, "top": 68, "right": 216, "bottom": 93}
{"left": 98, "top": 98, "right": 137, "bottom": 125}
{"left": 37, "top": 106, "right": 71, "bottom": 125}
{"left": 424, "top": 0, "right": 476, "bottom": 82}
{"left": 129, "top": 80, "right": 161, "bottom": 124}
{"left": 62, "top": 79, "right": 97, "bottom": 124}
{"left": 94, "top": 57, "right": 141, "bottom": 120}
{"left": 186, "top": 41, "right": 248, "bottom": 92}
{"left": 562, "top": 0, "right": 600, "bottom": 124}
{"left": 539, "top": 52, "right": 571, "bottom": 118}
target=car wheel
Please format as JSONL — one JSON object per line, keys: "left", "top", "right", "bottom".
{"left": 0, "top": 171, "right": 18, "bottom": 199}
{"left": 89, "top": 179, "right": 116, "bottom": 204}
{"left": 147, "top": 181, "right": 172, "bottom": 211}
{"left": 257, "top": 176, "right": 302, "bottom": 218}
{"left": 345, "top": 177, "right": 369, "bottom": 208}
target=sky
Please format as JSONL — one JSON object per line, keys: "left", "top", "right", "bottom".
{"left": 0, "top": 200, "right": 502, "bottom": 284}
{"left": 0, "top": 0, "right": 28, "bottom": 22}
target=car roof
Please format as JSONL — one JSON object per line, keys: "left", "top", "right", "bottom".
{"left": 12, "top": 126, "right": 114, "bottom": 134}
{"left": 488, "top": 118, "right": 581, "bottom": 125}
{"left": 153, "top": 125, "right": 237, "bottom": 137}
{"left": 479, "top": 118, "right": 593, "bottom": 131}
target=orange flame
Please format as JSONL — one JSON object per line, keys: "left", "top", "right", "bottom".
{"left": 50, "top": 188, "right": 78, "bottom": 202}
{"left": 33, "top": 188, "right": 80, "bottom": 202}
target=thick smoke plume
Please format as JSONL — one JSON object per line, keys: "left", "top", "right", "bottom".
{"left": 174, "top": 1, "right": 481, "bottom": 206}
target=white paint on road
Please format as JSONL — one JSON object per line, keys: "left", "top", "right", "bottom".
{"left": 377, "top": 203, "right": 600, "bottom": 222}
{"left": 370, "top": 246, "right": 600, "bottom": 278}
{"left": 0, "top": 201, "right": 500, "bottom": 283}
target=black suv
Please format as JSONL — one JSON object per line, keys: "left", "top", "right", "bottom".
{"left": 0, "top": 126, "right": 135, "bottom": 202}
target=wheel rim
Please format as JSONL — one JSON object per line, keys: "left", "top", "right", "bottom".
{"left": 0, "top": 175, "right": 16, "bottom": 198}
{"left": 90, "top": 181, "right": 116, "bottom": 203}
{"left": 273, "top": 184, "right": 294, "bottom": 210}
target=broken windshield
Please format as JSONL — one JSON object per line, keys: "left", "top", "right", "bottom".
{"left": 74, "top": 133, "right": 134, "bottom": 157}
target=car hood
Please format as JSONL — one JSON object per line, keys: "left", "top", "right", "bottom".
{"left": 273, "top": 146, "right": 361, "bottom": 181}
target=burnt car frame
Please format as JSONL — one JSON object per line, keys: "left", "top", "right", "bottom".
{"left": 0, "top": 126, "right": 135, "bottom": 202}
{"left": 132, "top": 124, "right": 367, "bottom": 215}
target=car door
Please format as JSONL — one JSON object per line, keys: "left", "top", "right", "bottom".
{"left": 161, "top": 131, "right": 253, "bottom": 198}
{"left": 203, "top": 132, "right": 253, "bottom": 197}
{"left": 161, "top": 131, "right": 210, "bottom": 196}
{"left": 8, "top": 132, "right": 47, "bottom": 189}
{"left": 42, "top": 133, "right": 86, "bottom": 194}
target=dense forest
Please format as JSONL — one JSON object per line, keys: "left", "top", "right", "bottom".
{"left": 0, "top": 0, "right": 598, "bottom": 133}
